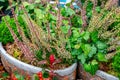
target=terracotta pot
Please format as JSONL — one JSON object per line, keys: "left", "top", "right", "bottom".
{"left": 0, "top": 43, "right": 77, "bottom": 80}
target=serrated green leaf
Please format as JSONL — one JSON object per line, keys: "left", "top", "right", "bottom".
{"left": 60, "top": 25, "right": 70, "bottom": 34}
{"left": 96, "top": 41, "right": 107, "bottom": 50}
{"left": 73, "top": 29, "right": 80, "bottom": 38}
{"left": 34, "top": 9, "right": 44, "bottom": 19}
{"left": 97, "top": 53, "right": 107, "bottom": 62}
{"left": 78, "top": 54, "right": 86, "bottom": 64}
{"left": 83, "top": 31, "right": 90, "bottom": 41}
{"left": 88, "top": 45, "right": 97, "bottom": 57}
{"left": 81, "top": 44, "right": 91, "bottom": 55}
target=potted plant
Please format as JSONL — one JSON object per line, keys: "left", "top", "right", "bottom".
{"left": 73, "top": 0, "right": 120, "bottom": 79}
{"left": 0, "top": 0, "right": 77, "bottom": 79}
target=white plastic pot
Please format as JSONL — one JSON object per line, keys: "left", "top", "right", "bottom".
{"left": 0, "top": 42, "right": 77, "bottom": 79}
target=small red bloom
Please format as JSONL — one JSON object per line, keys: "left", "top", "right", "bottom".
{"left": 39, "top": 78, "right": 43, "bottom": 80}
{"left": 37, "top": 72, "right": 43, "bottom": 79}
{"left": 49, "top": 54, "right": 55, "bottom": 65}
{"left": 12, "top": 77, "right": 18, "bottom": 80}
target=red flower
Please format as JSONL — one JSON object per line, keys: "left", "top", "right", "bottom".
{"left": 12, "top": 77, "right": 18, "bottom": 80}
{"left": 11, "top": 73, "right": 18, "bottom": 80}
{"left": 37, "top": 72, "right": 43, "bottom": 80}
{"left": 49, "top": 54, "right": 55, "bottom": 65}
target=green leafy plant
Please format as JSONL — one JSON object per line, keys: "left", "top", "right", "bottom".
{"left": 112, "top": 47, "right": 120, "bottom": 78}
{"left": 76, "top": 0, "right": 120, "bottom": 76}
{"left": 67, "top": 28, "right": 108, "bottom": 75}
{"left": 0, "top": 15, "right": 28, "bottom": 45}
{"left": 1, "top": 0, "right": 77, "bottom": 74}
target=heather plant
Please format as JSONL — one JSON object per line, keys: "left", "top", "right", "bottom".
{"left": 1, "top": 0, "right": 76, "bottom": 69}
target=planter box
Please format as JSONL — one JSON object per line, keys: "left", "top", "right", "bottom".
{"left": 0, "top": 43, "right": 77, "bottom": 80}
{"left": 78, "top": 63, "right": 119, "bottom": 80}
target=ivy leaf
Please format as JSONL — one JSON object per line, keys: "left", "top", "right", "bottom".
{"left": 97, "top": 53, "right": 107, "bottom": 62}
{"left": 88, "top": 45, "right": 97, "bottom": 57}
{"left": 91, "top": 31, "right": 98, "bottom": 42}
{"left": 96, "top": 41, "right": 107, "bottom": 50}
{"left": 77, "top": 54, "right": 86, "bottom": 64}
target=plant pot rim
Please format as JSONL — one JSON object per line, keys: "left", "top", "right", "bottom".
{"left": 78, "top": 62, "right": 119, "bottom": 80}
{"left": 0, "top": 42, "right": 77, "bottom": 76}
{"left": 96, "top": 70, "right": 119, "bottom": 80}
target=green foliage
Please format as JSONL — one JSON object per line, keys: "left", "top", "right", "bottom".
{"left": 112, "top": 47, "right": 120, "bottom": 78}
{"left": 0, "top": 15, "right": 28, "bottom": 45}
{"left": 68, "top": 28, "right": 108, "bottom": 74}
{"left": 2, "top": 72, "right": 9, "bottom": 78}
{"left": 61, "top": 7, "right": 75, "bottom": 17}
{"left": 84, "top": 60, "right": 98, "bottom": 75}
{"left": 35, "top": 50, "right": 44, "bottom": 61}
{"left": 0, "top": 17, "right": 14, "bottom": 44}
